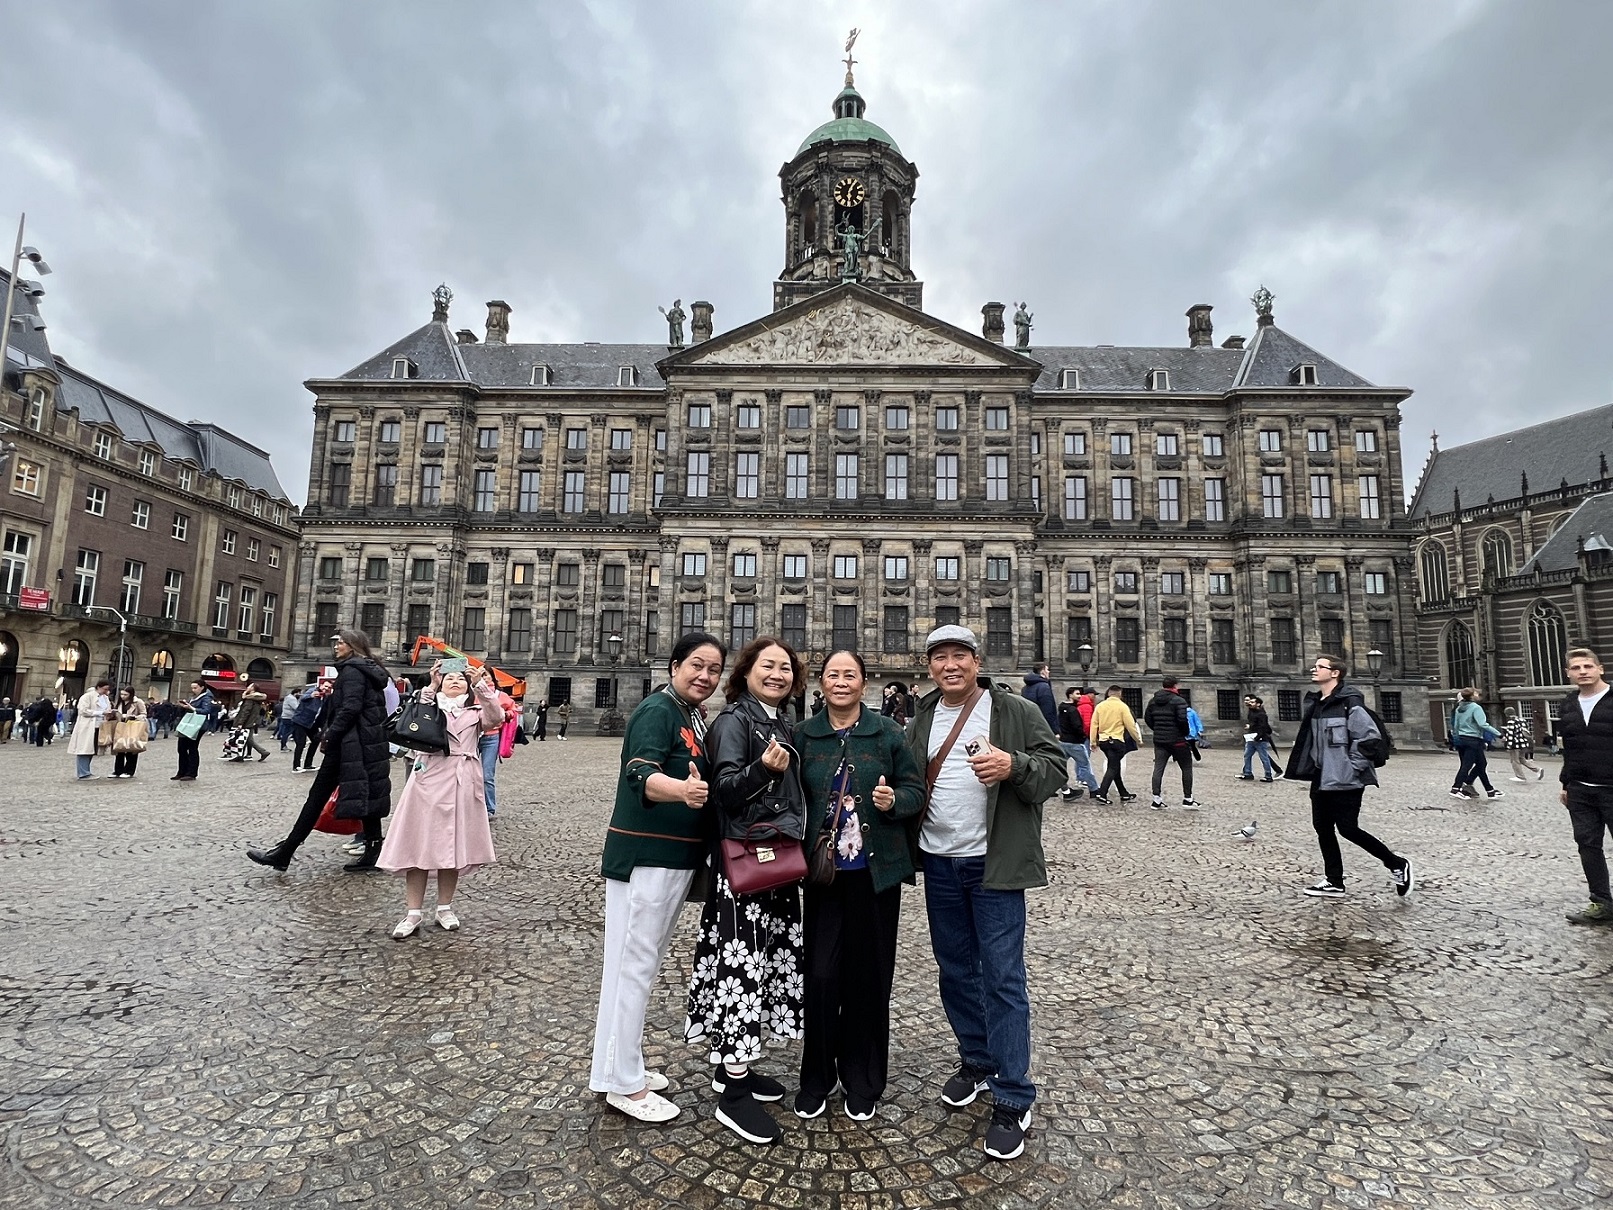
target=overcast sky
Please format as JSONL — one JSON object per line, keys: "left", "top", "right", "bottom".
{"left": 3, "top": 0, "right": 1608, "bottom": 506}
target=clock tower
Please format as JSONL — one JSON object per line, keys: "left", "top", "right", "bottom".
{"left": 774, "top": 63, "right": 922, "bottom": 311}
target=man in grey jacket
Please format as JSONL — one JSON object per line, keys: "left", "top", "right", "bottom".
{"left": 1283, "top": 653, "right": 1413, "bottom": 900}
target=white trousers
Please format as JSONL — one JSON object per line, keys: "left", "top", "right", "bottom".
{"left": 589, "top": 866, "right": 695, "bottom": 1094}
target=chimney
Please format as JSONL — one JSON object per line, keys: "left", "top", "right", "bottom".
{"left": 1186, "top": 304, "right": 1213, "bottom": 348}
{"left": 455, "top": 329, "right": 479, "bottom": 345}
{"left": 691, "top": 300, "right": 714, "bottom": 343}
{"left": 981, "top": 301, "right": 1005, "bottom": 343}
{"left": 485, "top": 299, "right": 511, "bottom": 345}
{"left": 1221, "top": 335, "right": 1245, "bottom": 350}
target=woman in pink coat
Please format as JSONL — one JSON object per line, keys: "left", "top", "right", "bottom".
{"left": 380, "top": 662, "right": 501, "bottom": 938}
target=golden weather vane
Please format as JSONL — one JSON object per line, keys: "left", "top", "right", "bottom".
{"left": 844, "top": 27, "right": 859, "bottom": 83}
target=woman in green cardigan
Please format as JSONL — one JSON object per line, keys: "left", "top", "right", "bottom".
{"left": 792, "top": 649, "right": 927, "bottom": 1121}
{"left": 590, "top": 631, "right": 726, "bottom": 1124}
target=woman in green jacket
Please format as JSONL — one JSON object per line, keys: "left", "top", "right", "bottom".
{"left": 589, "top": 631, "right": 726, "bottom": 1124}
{"left": 792, "top": 650, "right": 926, "bottom": 1122}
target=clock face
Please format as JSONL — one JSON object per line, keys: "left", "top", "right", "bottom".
{"left": 833, "top": 176, "right": 866, "bottom": 207}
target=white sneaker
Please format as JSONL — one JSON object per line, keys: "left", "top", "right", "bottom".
{"left": 605, "top": 1090, "right": 679, "bottom": 1122}
{"left": 1510, "top": 776, "right": 1528, "bottom": 783}
{"left": 436, "top": 906, "right": 460, "bottom": 931}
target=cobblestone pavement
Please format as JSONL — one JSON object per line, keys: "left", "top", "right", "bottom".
{"left": 2, "top": 732, "right": 1611, "bottom": 1209}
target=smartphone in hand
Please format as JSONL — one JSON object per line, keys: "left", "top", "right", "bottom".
{"left": 440, "top": 657, "right": 470, "bottom": 675}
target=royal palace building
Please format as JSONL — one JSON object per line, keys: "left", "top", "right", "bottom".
{"left": 292, "top": 70, "right": 1430, "bottom": 739}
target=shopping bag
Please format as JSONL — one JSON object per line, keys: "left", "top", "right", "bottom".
{"left": 313, "top": 789, "right": 361, "bottom": 835}
{"left": 113, "top": 719, "right": 149, "bottom": 753}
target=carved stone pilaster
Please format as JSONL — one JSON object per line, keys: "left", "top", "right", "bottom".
{"left": 913, "top": 390, "right": 931, "bottom": 407}
{"left": 1187, "top": 557, "right": 1208, "bottom": 572}
{"left": 813, "top": 388, "right": 833, "bottom": 406}
{"left": 764, "top": 389, "right": 782, "bottom": 405}
{"left": 863, "top": 389, "right": 882, "bottom": 406}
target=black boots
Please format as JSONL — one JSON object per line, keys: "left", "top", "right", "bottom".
{"left": 247, "top": 842, "right": 293, "bottom": 871}
{"left": 343, "top": 841, "right": 381, "bottom": 872}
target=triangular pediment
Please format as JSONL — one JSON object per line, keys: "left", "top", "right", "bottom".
{"left": 669, "top": 285, "right": 1036, "bottom": 370}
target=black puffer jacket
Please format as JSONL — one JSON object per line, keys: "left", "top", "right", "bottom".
{"left": 1558, "top": 689, "right": 1613, "bottom": 786}
{"left": 707, "top": 694, "right": 807, "bottom": 842}
{"left": 1143, "top": 689, "right": 1190, "bottom": 746}
{"left": 325, "top": 656, "right": 393, "bottom": 820}
{"left": 1245, "top": 705, "right": 1273, "bottom": 743}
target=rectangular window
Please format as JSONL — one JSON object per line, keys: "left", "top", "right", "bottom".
{"left": 782, "top": 554, "right": 807, "bottom": 579}
{"left": 365, "top": 557, "right": 389, "bottom": 582}
{"left": 884, "top": 556, "right": 908, "bottom": 582}
{"left": 986, "top": 557, "right": 1011, "bottom": 582}
{"left": 328, "top": 463, "right": 351, "bottom": 506}
{"left": 1261, "top": 474, "right": 1285, "bottom": 518}
{"left": 359, "top": 602, "right": 384, "bottom": 643}
{"left": 128, "top": 500, "right": 149, "bottom": 530}
{"left": 1162, "top": 617, "right": 1188, "bottom": 664}
{"left": 1111, "top": 477, "right": 1135, "bottom": 520}
{"left": 511, "top": 563, "right": 533, "bottom": 585}
{"left": 178, "top": 466, "right": 193, "bottom": 492}
{"left": 558, "top": 427, "right": 584, "bottom": 452}
{"left": 1271, "top": 618, "right": 1297, "bottom": 664}
{"left": 1160, "top": 571, "right": 1185, "bottom": 595}
{"left": 601, "top": 563, "right": 626, "bottom": 590}
{"left": 1115, "top": 617, "right": 1140, "bottom": 664}
{"left": 785, "top": 452, "right": 809, "bottom": 499}
{"left": 472, "top": 469, "right": 496, "bottom": 512}
{"left": 1369, "top": 619, "right": 1394, "bottom": 662}
{"left": 419, "top": 464, "right": 443, "bottom": 505}
{"left": 835, "top": 453, "right": 859, "bottom": 500}
{"left": 1157, "top": 433, "right": 1179, "bottom": 457}
{"left": 781, "top": 604, "right": 807, "bottom": 651}
{"left": 835, "top": 405, "right": 860, "bottom": 431}
{"left": 11, "top": 459, "right": 40, "bottom": 496}
{"left": 1063, "top": 475, "right": 1087, "bottom": 520}
{"left": 1307, "top": 429, "right": 1331, "bottom": 453}
{"left": 1379, "top": 691, "right": 1403, "bottom": 724}
{"left": 885, "top": 405, "right": 909, "bottom": 430}
{"left": 985, "top": 455, "right": 1009, "bottom": 501}
{"left": 221, "top": 530, "right": 237, "bottom": 556}
{"left": 379, "top": 420, "right": 401, "bottom": 443}
{"left": 885, "top": 453, "right": 909, "bottom": 501}
{"left": 313, "top": 602, "right": 339, "bottom": 642}
{"left": 653, "top": 471, "right": 665, "bottom": 508}
{"left": 1114, "top": 571, "right": 1138, "bottom": 594}
{"left": 608, "top": 471, "right": 631, "bottom": 514}
{"left": 1031, "top": 475, "right": 1041, "bottom": 510}
{"left": 1209, "top": 572, "right": 1232, "bottom": 595}
{"left": 71, "top": 549, "right": 100, "bottom": 606}
{"left": 686, "top": 404, "right": 711, "bottom": 429}
{"left": 680, "top": 552, "right": 707, "bottom": 578}
{"left": 1204, "top": 478, "right": 1226, "bottom": 522}
{"left": 786, "top": 404, "right": 811, "bottom": 429}
{"left": 734, "top": 405, "right": 760, "bottom": 430}
{"left": 730, "top": 603, "right": 757, "bottom": 648}
{"left": 92, "top": 431, "right": 115, "bottom": 460}
{"left": 685, "top": 452, "right": 710, "bottom": 498}
{"left": 1065, "top": 615, "right": 1093, "bottom": 660}
{"left": 120, "top": 560, "right": 143, "bottom": 614}
{"left": 734, "top": 452, "right": 759, "bottom": 499}
{"left": 1268, "top": 569, "right": 1293, "bottom": 594}
{"left": 1364, "top": 571, "right": 1387, "bottom": 595}
{"left": 732, "top": 552, "right": 757, "bottom": 578}
{"left": 267, "top": 546, "right": 281, "bottom": 570}
{"left": 334, "top": 421, "right": 357, "bottom": 443}
{"left": 137, "top": 450, "right": 157, "bottom": 476}
{"left": 883, "top": 606, "right": 910, "bottom": 653}
{"left": 935, "top": 605, "right": 961, "bottom": 629}
{"left": 935, "top": 556, "right": 960, "bottom": 581}
{"left": 1067, "top": 569, "right": 1091, "bottom": 593}
{"left": 643, "top": 610, "right": 659, "bottom": 658}
{"left": 1320, "top": 617, "right": 1345, "bottom": 652}
{"left": 171, "top": 513, "right": 189, "bottom": 542}
{"left": 238, "top": 586, "right": 257, "bottom": 638}
{"left": 1063, "top": 431, "right": 1087, "bottom": 456}
{"left": 610, "top": 427, "right": 633, "bottom": 450}
{"left": 1203, "top": 433, "right": 1224, "bottom": 457}
{"left": 556, "top": 563, "right": 581, "bottom": 587}
{"left": 1157, "top": 477, "right": 1180, "bottom": 521}
{"left": 1277, "top": 690, "right": 1303, "bottom": 722}
{"left": 25, "top": 390, "right": 44, "bottom": 430}
{"left": 518, "top": 470, "right": 542, "bottom": 512}
{"left": 476, "top": 426, "right": 499, "bottom": 450}
{"left": 563, "top": 470, "right": 586, "bottom": 513}
{"left": 162, "top": 570, "right": 182, "bottom": 620}
{"left": 833, "top": 555, "right": 858, "bottom": 579}
{"left": 406, "top": 604, "right": 431, "bottom": 643}
{"left": 1259, "top": 429, "right": 1282, "bottom": 452}
{"left": 832, "top": 604, "right": 859, "bottom": 651}
{"left": 212, "top": 581, "right": 231, "bottom": 631}
{"left": 85, "top": 484, "right": 107, "bottom": 516}
{"left": 1216, "top": 689, "right": 1241, "bottom": 722}
{"left": 1211, "top": 618, "right": 1237, "bottom": 664}
{"left": 985, "top": 406, "right": 1009, "bottom": 431}
{"left": 1355, "top": 430, "right": 1379, "bottom": 453}
{"left": 521, "top": 427, "right": 544, "bottom": 450}
{"left": 422, "top": 421, "right": 447, "bottom": 444}
{"left": 251, "top": 495, "right": 263, "bottom": 517}
{"left": 1317, "top": 570, "right": 1342, "bottom": 594}
{"left": 935, "top": 454, "right": 959, "bottom": 501}
{"left": 411, "top": 558, "right": 435, "bottom": 582}
{"left": 319, "top": 556, "right": 343, "bottom": 580}
{"left": 1309, "top": 474, "right": 1334, "bottom": 518}
{"left": 373, "top": 463, "right": 398, "bottom": 506}
{"left": 935, "top": 405, "right": 959, "bottom": 431}
{"left": 1358, "top": 475, "right": 1382, "bottom": 519}
{"left": 554, "top": 609, "right": 580, "bottom": 654}
{"left": 466, "top": 562, "right": 489, "bottom": 585}
{"left": 677, "top": 602, "right": 706, "bottom": 637}
{"left": 1110, "top": 433, "right": 1133, "bottom": 456}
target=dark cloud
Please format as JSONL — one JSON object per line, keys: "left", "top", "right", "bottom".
{"left": 3, "top": 0, "right": 1607, "bottom": 503}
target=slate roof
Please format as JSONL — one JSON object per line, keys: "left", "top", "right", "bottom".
{"left": 339, "top": 321, "right": 469, "bottom": 382}
{"left": 1519, "top": 493, "right": 1613, "bottom": 574}
{"left": 461, "top": 342, "right": 669, "bottom": 390}
{"left": 1030, "top": 345, "right": 1244, "bottom": 393}
{"left": 1409, "top": 402, "right": 1613, "bottom": 520}
{"left": 1234, "top": 323, "right": 1374, "bottom": 389}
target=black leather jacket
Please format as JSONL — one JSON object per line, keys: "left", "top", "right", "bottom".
{"left": 708, "top": 694, "right": 807, "bottom": 841}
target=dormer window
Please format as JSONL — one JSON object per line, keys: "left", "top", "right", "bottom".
{"left": 530, "top": 363, "right": 552, "bottom": 386}
{"left": 93, "top": 431, "right": 115, "bottom": 460}
{"left": 1146, "top": 369, "right": 1170, "bottom": 391}
{"left": 1059, "top": 368, "right": 1080, "bottom": 390}
{"left": 391, "top": 357, "right": 417, "bottom": 379}
{"left": 618, "top": 365, "right": 640, "bottom": 387}
{"left": 1291, "top": 363, "right": 1319, "bottom": 386}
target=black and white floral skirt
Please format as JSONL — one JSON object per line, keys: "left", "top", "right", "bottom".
{"left": 684, "top": 872, "right": 804, "bottom": 1064}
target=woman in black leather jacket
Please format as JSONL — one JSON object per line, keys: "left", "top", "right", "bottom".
{"left": 685, "top": 636, "right": 807, "bottom": 1146}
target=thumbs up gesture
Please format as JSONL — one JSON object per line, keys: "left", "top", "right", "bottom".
{"left": 684, "top": 761, "right": 709, "bottom": 808}
{"left": 871, "top": 774, "right": 895, "bottom": 813}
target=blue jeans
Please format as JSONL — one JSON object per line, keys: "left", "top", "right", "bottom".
{"left": 75, "top": 754, "right": 95, "bottom": 778}
{"left": 479, "top": 732, "right": 500, "bottom": 817}
{"left": 1242, "top": 739, "right": 1275, "bottom": 777}
{"left": 1060, "top": 742, "right": 1099, "bottom": 792}
{"left": 920, "top": 852, "right": 1035, "bottom": 1112}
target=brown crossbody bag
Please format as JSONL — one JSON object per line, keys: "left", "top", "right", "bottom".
{"left": 922, "top": 686, "right": 984, "bottom": 819}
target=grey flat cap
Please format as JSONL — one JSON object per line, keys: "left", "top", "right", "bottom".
{"left": 924, "top": 624, "right": 980, "bottom": 655}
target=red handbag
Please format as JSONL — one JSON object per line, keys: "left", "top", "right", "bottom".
{"left": 720, "top": 828, "right": 807, "bottom": 896}
{"left": 313, "top": 789, "right": 361, "bottom": 835}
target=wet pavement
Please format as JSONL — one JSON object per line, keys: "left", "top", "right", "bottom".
{"left": 2, "top": 732, "right": 1611, "bottom": 1209}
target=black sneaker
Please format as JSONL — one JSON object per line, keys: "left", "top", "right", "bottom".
{"left": 1090, "top": 794, "right": 1111, "bottom": 805}
{"left": 793, "top": 1088, "right": 827, "bottom": 1119}
{"left": 1392, "top": 857, "right": 1415, "bottom": 898}
{"left": 1119, "top": 793, "right": 1138, "bottom": 803}
{"left": 1236, "top": 774, "right": 1255, "bottom": 780}
{"left": 983, "top": 1104, "right": 1031, "bottom": 1161}
{"left": 1149, "top": 797, "right": 1167, "bottom": 810}
{"left": 940, "top": 1063, "right": 991, "bottom": 1108}
{"left": 1486, "top": 789, "right": 1504, "bottom": 799}
{"left": 1260, "top": 776, "right": 1275, "bottom": 783}
{"left": 844, "top": 1092, "right": 876, "bottom": 1121}
{"left": 710, "top": 1068, "right": 785, "bottom": 1103}
{"left": 715, "top": 1088, "right": 780, "bottom": 1144}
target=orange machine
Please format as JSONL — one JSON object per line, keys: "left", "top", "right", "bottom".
{"left": 408, "top": 636, "right": 528, "bottom": 702}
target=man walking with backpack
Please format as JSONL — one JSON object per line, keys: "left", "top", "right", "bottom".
{"left": 1283, "top": 653, "right": 1413, "bottom": 900}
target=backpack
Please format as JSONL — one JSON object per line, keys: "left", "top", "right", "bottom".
{"left": 1356, "top": 704, "right": 1395, "bottom": 767}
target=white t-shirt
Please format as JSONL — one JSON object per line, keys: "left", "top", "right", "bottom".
{"left": 920, "top": 696, "right": 993, "bottom": 858}
{"left": 1580, "top": 686, "right": 1609, "bottom": 725}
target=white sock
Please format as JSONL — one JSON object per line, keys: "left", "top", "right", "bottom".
{"left": 436, "top": 902, "right": 453, "bottom": 913}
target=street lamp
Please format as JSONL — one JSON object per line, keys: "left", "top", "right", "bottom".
{"left": 1366, "top": 647, "right": 1385, "bottom": 711}
{"left": 1077, "top": 643, "right": 1094, "bottom": 678}
{"left": 84, "top": 604, "right": 130, "bottom": 695}
{"left": 0, "top": 214, "right": 51, "bottom": 396}
{"left": 598, "top": 632, "right": 625, "bottom": 736}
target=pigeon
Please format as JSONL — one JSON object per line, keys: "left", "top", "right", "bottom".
{"left": 1236, "top": 820, "right": 1258, "bottom": 841}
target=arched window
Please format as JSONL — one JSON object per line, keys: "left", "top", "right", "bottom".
{"left": 1480, "top": 529, "right": 1513, "bottom": 581}
{"left": 1444, "top": 621, "right": 1477, "bottom": 690}
{"left": 796, "top": 187, "right": 818, "bottom": 255}
{"left": 201, "top": 652, "right": 235, "bottom": 675}
{"left": 150, "top": 650, "right": 174, "bottom": 682}
{"left": 1528, "top": 601, "right": 1569, "bottom": 687}
{"left": 246, "top": 657, "right": 275, "bottom": 680}
{"left": 1419, "top": 540, "right": 1451, "bottom": 604}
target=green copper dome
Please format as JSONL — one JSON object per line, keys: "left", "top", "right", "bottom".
{"left": 796, "top": 85, "right": 903, "bottom": 157}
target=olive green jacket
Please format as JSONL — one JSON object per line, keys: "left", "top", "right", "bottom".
{"left": 796, "top": 705, "right": 927, "bottom": 895}
{"left": 600, "top": 690, "right": 712, "bottom": 880}
{"left": 906, "top": 677, "right": 1067, "bottom": 891}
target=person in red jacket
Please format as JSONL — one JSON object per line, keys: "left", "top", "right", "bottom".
{"left": 1076, "top": 688, "right": 1096, "bottom": 735}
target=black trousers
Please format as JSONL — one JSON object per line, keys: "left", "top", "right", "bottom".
{"left": 1565, "top": 782, "right": 1613, "bottom": 904}
{"left": 291, "top": 725, "right": 316, "bottom": 769}
{"left": 113, "top": 751, "right": 140, "bottom": 777}
{"left": 1097, "top": 742, "right": 1130, "bottom": 797}
{"left": 284, "top": 751, "right": 380, "bottom": 854}
{"left": 799, "top": 868, "right": 901, "bottom": 1103}
{"left": 176, "top": 735, "right": 200, "bottom": 778}
{"left": 1151, "top": 745, "right": 1194, "bottom": 798}
{"left": 1310, "top": 787, "right": 1401, "bottom": 887}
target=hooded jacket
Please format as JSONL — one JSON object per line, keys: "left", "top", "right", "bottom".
{"left": 325, "top": 656, "right": 393, "bottom": 821}
{"left": 1020, "top": 671, "right": 1058, "bottom": 734}
{"left": 1283, "top": 682, "right": 1380, "bottom": 792}
{"left": 1143, "top": 689, "right": 1191, "bottom": 747}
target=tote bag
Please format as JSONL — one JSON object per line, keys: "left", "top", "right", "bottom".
{"left": 176, "top": 711, "right": 207, "bottom": 740}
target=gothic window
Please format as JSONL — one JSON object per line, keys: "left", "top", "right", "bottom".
{"left": 1481, "top": 529, "right": 1513, "bottom": 581}
{"left": 1527, "top": 601, "right": 1568, "bottom": 687}
{"left": 1419, "top": 540, "right": 1451, "bottom": 603}
{"left": 1445, "top": 621, "right": 1477, "bottom": 690}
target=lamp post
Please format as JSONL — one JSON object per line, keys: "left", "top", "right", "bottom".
{"left": 598, "top": 632, "right": 625, "bottom": 736}
{"left": 1077, "top": 642, "right": 1094, "bottom": 680}
{"left": 0, "top": 214, "right": 51, "bottom": 396}
{"left": 85, "top": 604, "right": 130, "bottom": 695}
{"left": 1366, "top": 647, "right": 1384, "bottom": 712}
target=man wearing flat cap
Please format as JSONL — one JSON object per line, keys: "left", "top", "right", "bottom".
{"left": 905, "top": 624, "right": 1067, "bottom": 1161}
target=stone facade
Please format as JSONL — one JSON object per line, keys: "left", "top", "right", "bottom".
{"left": 291, "top": 76, "right": 1428, "bottom": 741}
